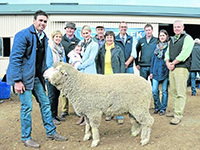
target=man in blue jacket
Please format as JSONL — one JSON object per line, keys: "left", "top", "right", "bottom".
{"left": 6, "top": 10, "right": 67, "bottom": 148}
{"left": 115, "top": 21, "right": 137, "bottom": 74}
{"left": 135, "top": 23, "right": 157, "bottom": 80}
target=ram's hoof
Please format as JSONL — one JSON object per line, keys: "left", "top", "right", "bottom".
{"left": 83, "top": 134, "right": 91, "bottom": 141}
{"left": 140, "top": 139, "right": 149, "bottom": 146}
{"left": 131, "top": 130, "right": 140, "bottom": 137}
{"left": 91, "top": 140, "right": 99, "bottom": 147}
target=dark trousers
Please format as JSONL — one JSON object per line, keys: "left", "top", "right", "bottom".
{"left": 46, "top": 80, "right": 60, "bottom": 119}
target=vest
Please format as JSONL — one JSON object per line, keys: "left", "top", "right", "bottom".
{"left": 35, "top": 36, "right": 45, "bottom": 78}
{"left": 169, "top": 33, "right": 192, "bottom": 70}
{"left": 115, "top": 34, "right": 133, "bottom": 67}
{"left": 61, "top": 35, "right": 80, "bottom": 63}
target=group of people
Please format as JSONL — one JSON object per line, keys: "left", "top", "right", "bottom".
{"left": 5, "top": 9, "right": 200, "bottom": 148}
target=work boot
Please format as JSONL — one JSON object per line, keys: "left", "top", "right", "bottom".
{"left": 170, "top": 118, "right": 181, "bottom": 125}
{"left": 22, "top": 139, "right": 40, "bottom": 148}
{"left": 46, "top": 133, "right": 67, "bottom": 141}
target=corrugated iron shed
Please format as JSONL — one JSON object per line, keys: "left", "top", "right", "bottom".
{"left": 0, "top": 3, "right": 199, "bottom": 17}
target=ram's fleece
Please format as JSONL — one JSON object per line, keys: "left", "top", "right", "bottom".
{"left": 44, "top": 62, "right": 154, "bottom": 147}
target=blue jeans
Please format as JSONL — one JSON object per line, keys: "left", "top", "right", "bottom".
{"left": 125, "top": 67, "right": 134, "bottom": 74}
{"left": 152, "top": 78, "right": 169, "bottom": 111}
{"left": 19, "top": 77, "right": 56, "bottom": 141}
{"left": 140, "top": 66, "right": 150, "bottom": 80}
{"left": 46, "top": 80, "right": 60, "bottom": 118}
{"left": 190, "top": 72, "right": 200, "bottom": 95}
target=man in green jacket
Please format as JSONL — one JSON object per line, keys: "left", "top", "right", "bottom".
{"left": 165, "top": 20, "right": 194, "bottom": 125}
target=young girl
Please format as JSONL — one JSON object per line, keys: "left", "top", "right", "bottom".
{"left": 150, "top": 29, "right": 169, "bottom": 116}
{"left": 68, "top": 45, "right": 82, "bottom": 69}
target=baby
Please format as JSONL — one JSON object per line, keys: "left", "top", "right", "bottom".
{"left": 68, "top": 45, "right": 82, "bottom": 69}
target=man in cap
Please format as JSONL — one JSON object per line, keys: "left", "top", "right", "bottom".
{"left": 93, "top": 23, "right": 105, "bottom": 48}
{"left": 62, "top": 22, "right": 80, "bottom": 62}
{"left": 60, "top": 22, "right": 80, "bottom": 118}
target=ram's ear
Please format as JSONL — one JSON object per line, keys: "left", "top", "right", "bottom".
{"left": 60, "top": 69, "right": 67, "bottom": 76}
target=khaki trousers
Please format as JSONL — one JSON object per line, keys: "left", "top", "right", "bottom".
{"left": 169, "top": 68, "right": 189, "bottom": 120}
{"left": 59, "top": 94, "right": 69, "bottom": 113}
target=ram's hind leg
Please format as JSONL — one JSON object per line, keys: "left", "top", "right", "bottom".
{"left": 129, "top": 116, "right": 142, "bottom": 137}
{"left": 83, "top": 117, "right": 92, "bottom": 141}
{"left": 140, "top": 115, "right": 154, "bottom": 146}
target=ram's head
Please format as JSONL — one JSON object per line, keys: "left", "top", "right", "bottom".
{"left": 43, "top": 62, "right": 68, "bottom": 90}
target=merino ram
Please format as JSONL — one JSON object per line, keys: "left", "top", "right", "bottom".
{"left": 43, "top": 62, "right": 154, "bottom": 147}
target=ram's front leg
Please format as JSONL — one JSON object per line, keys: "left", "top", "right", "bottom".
{"left": 83, "top": 117, "right": 92, "bottom": 141}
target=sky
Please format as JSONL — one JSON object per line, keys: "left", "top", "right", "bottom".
{"left": 3, "top": 0, "right": 200, "bottom": 8}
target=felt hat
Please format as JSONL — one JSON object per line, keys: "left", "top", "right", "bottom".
{"left": 64, "top": 22, "right": 76, "bottom": 30}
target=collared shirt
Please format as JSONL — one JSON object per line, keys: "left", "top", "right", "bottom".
{"left": 120, "top": 34, "right": 127, "bottom": 45}
{"left": 35, "top": 29, "right": 45, "bottom": 42}
{"left": 94, "top": 35, "right": 105, "bottom": 48}
{"left": 131, "top": 40, "right": 137, "bottom": 59}
{"left": 146, "top": 36, "right": 152, "bottom": 44}
{"left": 120, "top": 34, "right": 137, "bottom": 59}
{"left": 66, "top": 35, "right": 74, "bottom": 41}
{"left": 98, "top": 39, "right": 105, "bottom": 48}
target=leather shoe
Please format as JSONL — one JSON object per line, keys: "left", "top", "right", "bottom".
{"left": 105, "top": 115, "right": 113, "bottom": 121}
{"left": 22, "top": 139, "right": 40, "bottom": 148}
{"left": 60, "top": 112, "right": 69, "bottom": 118}
{"left": 56, "top": 116, "right": 65, "bottom": 122}
{"left": 153, "top": 110, "right": 159, "bottom": 114}
{"left": 76, "top": 116, "right": 84, "bottom": 125}
{"left": 53, "top": 119, "right": 61, "bottom": 125}
{"left": 159, "top": 111, "right": 165, "bottom": 116}
{"left": 79, "top": 120, "right": 86, "bottom": 126}
{"left": 166, "top": 112, "right": 174, "bottom": 117}
{"left": 170, "top": 117, "right": 181, "bottom": 125}
{"left": 46, "top": 133, "right": 67, "bottom": 141}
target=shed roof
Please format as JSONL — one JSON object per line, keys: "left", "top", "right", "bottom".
{"left": 0, "top": 3, "right": 199, "bottom": 17}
